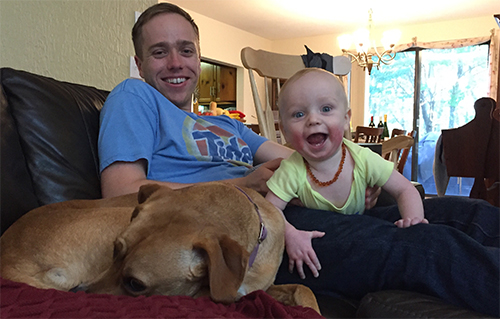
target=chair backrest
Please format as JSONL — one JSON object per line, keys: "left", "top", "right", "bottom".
{"left": 440, "top": 97, "right": 499, "bottom": 205}
{"left": 241, "top": 47, "right": 351, "bottom": 144}
{"left": 354, "top": 126, "right": 383, "bottom": 143}
{"left": 385, "top": 128, "right": 407, "bottom": 161}
{"left": 390, "top": 128, "right": 406, "bottom": 138}
{"left": 396, "top": 130, "right": 416, "bottom": 174}
{"left": 381, "top": 132, "right": 415, "bottom": 173}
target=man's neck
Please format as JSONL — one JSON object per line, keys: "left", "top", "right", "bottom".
{"left": 178, "top": 105, "right": 192, "bottom": 112}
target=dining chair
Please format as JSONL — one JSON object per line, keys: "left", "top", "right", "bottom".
{"left": 397, "top": 130, "right": 416, "bottom": 173}
{"left": 381, "top": 131, "right": 415, "bottom": 173}
{"left": 240, "top": 47, "right": 351, "bottom": 144}
{"left": 390, "top": 128, "right": 406, "bottom": 138}
{"left": 384, "top": 128, "right": 407, "bottom": 161}
{"left": 353, "top": 126, "right": 383, "bottom": 143}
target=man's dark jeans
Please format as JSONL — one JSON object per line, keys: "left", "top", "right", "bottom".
{"left": 275, "top": 197, "right": 500, "bottom": 317}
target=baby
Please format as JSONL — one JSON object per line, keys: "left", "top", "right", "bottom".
{"left": 265, "top": 68, "right": 427, "bottom": 279}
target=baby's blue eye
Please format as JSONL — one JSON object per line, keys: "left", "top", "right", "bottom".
{"left": 322, "top": 106, "right": 332, "bottom": 112}
{"left": 293, "top": 112, "right": 304, "bottom": 118}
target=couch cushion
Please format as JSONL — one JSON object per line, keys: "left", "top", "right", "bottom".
{"left": 357, "top": 290, "right": 492, "bottom": 318}
{"left": 1, "top": 68, "right": 109, "bottom": 233}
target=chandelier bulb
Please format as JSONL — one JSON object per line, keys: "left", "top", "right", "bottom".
{"left": 337, "top": 8, "right": 400, "bottom": 74}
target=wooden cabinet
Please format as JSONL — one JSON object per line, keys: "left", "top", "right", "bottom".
{"left": 197, "top": 61, "right": 236, "bottom": 107}
{"left": 198, "top": 62, "right": 216, "bottom": 104}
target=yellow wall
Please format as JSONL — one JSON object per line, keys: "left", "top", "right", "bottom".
{"left": 1, "top": 0, "right": 497, "bottom": 125}
{"left": 0, "top": 0, "right": 156, "bottom": 91}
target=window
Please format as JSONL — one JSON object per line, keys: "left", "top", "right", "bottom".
{"left": 367, "top": 43, "right": 490, "bottom": 196}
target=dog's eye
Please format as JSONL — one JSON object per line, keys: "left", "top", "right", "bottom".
{"left": 123, "top": 276, "right": 147, "bottom": 293}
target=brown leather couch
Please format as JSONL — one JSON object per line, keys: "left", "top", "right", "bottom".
{"left": 1, "top": 67, "right": 491, "bottom": 318}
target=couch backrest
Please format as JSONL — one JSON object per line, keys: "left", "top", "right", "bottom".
{"left": 1, "top": 68, "right": 109, "bottom": 234}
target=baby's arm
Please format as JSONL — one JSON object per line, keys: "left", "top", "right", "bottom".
{"left": 265, "top": 191, "right": 325, "bottom": 279}
{"left": 382, "top": 170, "right": 428, "bottom": 228}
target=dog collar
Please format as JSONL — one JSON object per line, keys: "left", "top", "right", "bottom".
{"left": 234, "top": 185, "right": 267, "bottom": 268}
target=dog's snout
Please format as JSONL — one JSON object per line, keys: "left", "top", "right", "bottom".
{"left": 69, "top": 283, "right": 88, "bottom": 293}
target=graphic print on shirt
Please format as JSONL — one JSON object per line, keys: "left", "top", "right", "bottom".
{"left": 182, "top": 116, "right": 253, "bottom": 166}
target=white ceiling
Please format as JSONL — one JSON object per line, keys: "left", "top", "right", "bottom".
{"left": 168, "top": 0, "right": 498, "bottom": 40}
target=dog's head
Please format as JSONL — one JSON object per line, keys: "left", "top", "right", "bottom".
{"left": 85, "top": 183, "right": 254, "bottom": 303}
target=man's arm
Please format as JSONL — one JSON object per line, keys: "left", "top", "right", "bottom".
{"left": 100, "top": 154, "right": 286, "bottom": 198}
{"left": 101, "top": 140, "right": 381, "bottom": 203}
{"left": 253, "top": 140, "right": 293, "bottom": 164}
{"left": 100, "top": 159, "right": 191, "bottom": 198}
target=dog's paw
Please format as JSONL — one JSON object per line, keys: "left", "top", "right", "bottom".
{"left": 44, "top": 268, "right": 74, "bottom": 290}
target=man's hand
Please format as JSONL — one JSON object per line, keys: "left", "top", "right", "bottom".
{"left": 365, "top": 185, "right": 381, "bottom": 209}
{"left": 240, "top": 157, "right": 283, "bottom": 194}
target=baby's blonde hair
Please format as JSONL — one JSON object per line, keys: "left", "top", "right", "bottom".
{"left": 278, "top": 68, "right": 349, "bottom": 119}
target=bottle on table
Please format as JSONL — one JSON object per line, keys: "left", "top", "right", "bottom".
{"left": 377, "top": 116, "right": 384, "bottom": 140}
{"left": 383, "top": 114, "right": 390, "bottom": 139}
{"left": 369, "top": 116, "right": 375, "bottom": 128}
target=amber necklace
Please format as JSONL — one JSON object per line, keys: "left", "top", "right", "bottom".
{"left": 305, "top": 143, "right": 346, "bottom": 187}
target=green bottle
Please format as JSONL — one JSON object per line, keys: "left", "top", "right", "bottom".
{"left": 383, "top": 114, "right": 390, "bottom": 139}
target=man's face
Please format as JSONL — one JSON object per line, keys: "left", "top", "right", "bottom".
{"left": 135, "top": 13, "right": 201, "bottom": 111}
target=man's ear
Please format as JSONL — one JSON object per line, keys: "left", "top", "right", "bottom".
{"left": 134, "top": 55, "right": 144, "bottom": 79}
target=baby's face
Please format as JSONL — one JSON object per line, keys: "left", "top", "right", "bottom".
{"left": 279, "top": 70, "right": 350, "bottom": 163}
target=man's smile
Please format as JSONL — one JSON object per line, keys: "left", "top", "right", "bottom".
{"left": 164, "top": 77, "right": 187, "bottom": 84}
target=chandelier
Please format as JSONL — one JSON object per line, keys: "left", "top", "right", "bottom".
{"left": 338, "top": 9, "right": 401, "bottom": 75}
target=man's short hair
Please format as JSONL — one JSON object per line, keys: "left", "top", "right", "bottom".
{"left": 132, "top": 2, "right": 200, "bottom": 59}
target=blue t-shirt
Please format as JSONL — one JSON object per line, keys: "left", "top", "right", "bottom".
{"left": 98, "top": 79, "right": 267, "bottom": 183}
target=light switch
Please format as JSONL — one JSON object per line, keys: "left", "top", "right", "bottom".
{"left": 129, "top": 56, "right": 141, "bottom": 79}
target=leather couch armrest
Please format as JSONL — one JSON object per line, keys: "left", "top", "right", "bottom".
{"left": 1, "top": 68, "right": 109, "bottom": 233}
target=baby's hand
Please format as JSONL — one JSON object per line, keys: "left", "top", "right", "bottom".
{"left": 394, "top": 217, "right": 429, "bottom": 228}
{"left": 285, "top": 228, "right": 325, "bottom": 279}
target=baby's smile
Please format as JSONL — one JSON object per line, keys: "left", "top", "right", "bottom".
{"left": 307, "top": 133, "right": 327, "bottom": 146}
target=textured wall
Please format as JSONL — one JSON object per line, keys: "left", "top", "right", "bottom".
{"left": 0, "top": 0, "right": 155, "bottom": 90}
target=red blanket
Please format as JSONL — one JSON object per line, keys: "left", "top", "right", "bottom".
{"left": 1, "top": 278, "right": 323, "bottom": 318}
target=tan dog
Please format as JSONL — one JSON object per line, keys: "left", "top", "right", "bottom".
{"left": 1, "top": 182, "right": 319, "bottom": 313}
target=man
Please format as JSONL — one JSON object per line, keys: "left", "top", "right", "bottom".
{"left": 99, "top": 3, "right": 292, "bottom": 199}
{"left": 98, "top": 3, "right": 499, "bottom": 317}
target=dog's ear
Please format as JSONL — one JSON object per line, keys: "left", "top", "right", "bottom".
{"left": 193, "top": 234, "right": 249, "bottom": 303}
{"left": 137, "top": 184, "right": 163, "bottom": 204}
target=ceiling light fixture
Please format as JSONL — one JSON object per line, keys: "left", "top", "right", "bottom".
{"left": 338, "top": 9, "right": 401, "bottom": 75}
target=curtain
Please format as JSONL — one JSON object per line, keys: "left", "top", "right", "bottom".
{"left": 488, "top": 28, "right": 499, "bottom": 104}
{"left": 393, "top": 35, "right": 490, "bottom": 51}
